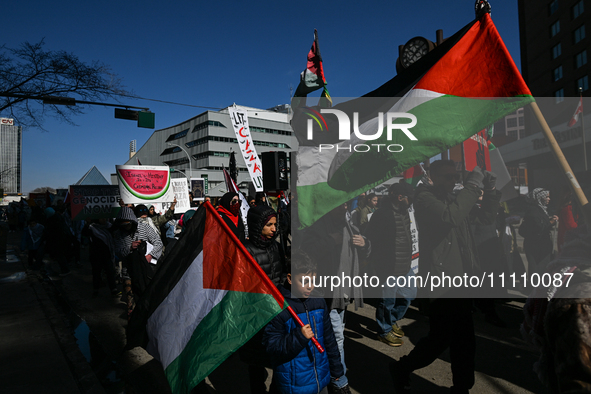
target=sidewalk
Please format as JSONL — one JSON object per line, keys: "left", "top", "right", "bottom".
{"left": 0, "top": 232, "right": 105, "bottom": 394}
{"left": 0, "top": 225, "right": 548, "bottom": 393}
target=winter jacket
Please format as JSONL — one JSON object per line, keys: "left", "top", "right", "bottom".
{"left": 244, "top": 240, "right": 284, "bottom": 286}
{"left": 296, "top": 208, "right": 368, "bottom": 310}
{"left": 82, "top": 222, "right": 116, "bottom": 265}
{"left": 244, "top": 204, "right": 284, "bottom": 285}
{"left": 21, "top": 223, "right": 44, "bottom": 251}
{"left": 414, "top": 184, "right": 501, "bottom": 298}
{"left": 113, "top": 207, "right": 163, "bottom": 261}
{"left": 144, "top": 208, "right": 174, "bottom": 237}
{"left": 366, "top": 201, "right": 412, "bottom": 277}
{"left": 43, "top": 213, "right": 74, "bottom": 256}
{"left": 263, "top": 284, "right": 345, "bottom": 394}
{"left": 520, "top": 204, "right": 554, "bottom": 265}
{"left": 240, "top": 204, "right": 285, "bottom": 366}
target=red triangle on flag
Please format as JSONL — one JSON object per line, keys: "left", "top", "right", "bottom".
{"left": 569, "top": 96, "right": 584, "bottom": 127}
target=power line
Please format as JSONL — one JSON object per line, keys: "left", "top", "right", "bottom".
{"left": 114, "top": 92, "right": 222, "bottom": 110}
{"left": 1, "top": 70, "right": 223, "bottom": 110}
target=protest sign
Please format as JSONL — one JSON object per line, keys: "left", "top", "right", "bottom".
{"left": 116, "top": 165, "right": 174, "bottom": 204}
{"left": 69, "top": 185, "right": 121, "bottom": 220}
{"left": 190, "top": 178, "right": 205, "bottom": 201}
{"left": 154, "top": 179, "right": 191, "bottom": 214}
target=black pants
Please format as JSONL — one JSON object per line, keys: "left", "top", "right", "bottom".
{"left": 399, "top": 298, "right": 475, "bottom": 392}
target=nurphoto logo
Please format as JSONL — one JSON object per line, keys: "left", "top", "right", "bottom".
{"left": 305, "top": 108, "right": 418, "bottom": 153}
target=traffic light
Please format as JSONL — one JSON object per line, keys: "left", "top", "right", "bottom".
{"left": 114, "top": 108, "right": 155, "bottom": 129}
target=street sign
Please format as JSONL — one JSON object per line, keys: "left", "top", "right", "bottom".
{"left": 138, "top": 111, "right": 155, "bottom": 129}
{"left": 202, "top": 174, "right": 208, "bottom": 194}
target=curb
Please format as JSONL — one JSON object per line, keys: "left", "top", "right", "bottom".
{"left": 29, "top": 269, "right": 107, "bottom": 394}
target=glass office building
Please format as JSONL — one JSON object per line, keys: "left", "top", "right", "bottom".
{"left": 0, "top": 119, "right": 22, "bottom": 195}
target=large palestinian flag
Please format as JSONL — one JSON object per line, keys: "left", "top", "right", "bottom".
{"left": 292, "top": 12, "right": 534, "bottom": 228}
{"left": 127, "top": 202, "right": 286, "bottom": 394}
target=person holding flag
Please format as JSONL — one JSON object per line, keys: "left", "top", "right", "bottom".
{"left": 263, "top": 249, "right": 347, "bottom": 394}
{"left": 240, "top": 204, "right": 285, "bottom": 393}
{"left": 390, "top": 161, "right": 501, "bottom": 394}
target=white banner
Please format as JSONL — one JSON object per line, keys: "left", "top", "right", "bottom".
{"left": 228, "top": 105, "right": 263, "bottom": 192}
{"left": 115, "top": 165, "right": 175, "bottom": 205}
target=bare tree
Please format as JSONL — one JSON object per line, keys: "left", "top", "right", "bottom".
{"left": 30, "top": 187, "right": 56, "bottom": 194}
{"left": 0, "top": 39, "right": 128, "bottom": 130}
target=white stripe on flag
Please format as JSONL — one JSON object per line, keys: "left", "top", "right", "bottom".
{"left": 327, "top": 89, "right": 442, "bottom": 179}
{"left": 146, "top": 251, "right": 227, "bottom": 369}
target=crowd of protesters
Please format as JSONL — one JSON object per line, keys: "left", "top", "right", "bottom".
{"left": 9, "top": 159, "right": 591, "bottom": 394}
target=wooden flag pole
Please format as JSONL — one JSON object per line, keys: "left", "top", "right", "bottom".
{"left": 530, "top": 101, "right": 591, "bottom": 224}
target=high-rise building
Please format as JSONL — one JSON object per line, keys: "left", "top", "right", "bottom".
{"left": 0, "top": 118, "right": 22, "bottom": 195}
{"left": 494, "top": 0, "right": 591, "bottom": 194}
{"left": 519, "top": 0, "right": 590, "bottom": 100}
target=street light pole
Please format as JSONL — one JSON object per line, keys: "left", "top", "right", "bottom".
{"left": 167, "top": 143, "right": 193, "bottom": 180}
{"left": 164, "top": 164, "right": 190, "bottom": 190}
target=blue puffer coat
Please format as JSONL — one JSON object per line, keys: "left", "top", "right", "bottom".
{"left": 263, "top": 284, "right": 344, "bottom": 394}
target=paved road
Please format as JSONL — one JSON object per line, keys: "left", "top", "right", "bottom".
{"left": 1, "top": 227, "right": 548, "bottom": 393}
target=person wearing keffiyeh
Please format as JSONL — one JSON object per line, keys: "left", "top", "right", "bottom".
{"left": 519, "top": 188, "right": 559, "bottom": 272}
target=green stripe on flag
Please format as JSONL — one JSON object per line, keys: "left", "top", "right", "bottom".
{"left": 164, "top": 291, "right": 285, "bottom": 394}
{"left": 327, "top": 94, "right": 534, "bottom": 192}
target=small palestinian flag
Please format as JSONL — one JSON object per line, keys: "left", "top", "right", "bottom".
{"left": 294, "top": 29, "right": 331, "bottom": 106}
{"left": 402, "top": 164, "right": 424, "bottom": 187}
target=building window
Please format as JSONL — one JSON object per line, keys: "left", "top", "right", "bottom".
{"left": 555, "top": 88, "right": 565, "bottom": 103}
{"left": 551, "top": 20, "right": 561, "bottom": 37}
{"left": 573, "top": 0, "right": 584, "bottom": 18}
{"left": 553, "top": 65, "right": 563, "bottom": 81}
{"left": 552, "top": 43, "right": 562, "bottom": 59}
{"left": 577, "top": 75, "right": 589, "bottom": 91}
{"left": 549, "top": 0, "right": 559, "bottom": 15}
{"left": 506, "top": 118, "right": 518, "bottom": 128}
{"left": 162, "top": 157, "right": 190, "bottom": 167}
{"left": 165, "top": 128, "right": 189, "bottom": 142}
{"left": 160, "top": 147, "right": 181, "bottom": 156}
{"left": 574, "top": 24, "right": 586, "bottom": 43}
{"left": 191, "top": 120, "right": 227, "bottom": 133}
{"left": 576, "top": 50, "right": 588, "bottom": 68}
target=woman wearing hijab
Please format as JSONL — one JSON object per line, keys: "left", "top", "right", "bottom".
{"left": 519, "top": 188, "right": 559, "bottom": 272}
{"left": 216, "top": 192, "right": 245, "bottom": 242}
{"left": 240, "top": 204, "right": 284, "bottom": 394}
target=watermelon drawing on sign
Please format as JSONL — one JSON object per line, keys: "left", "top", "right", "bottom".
{"left": 117, "top": 168, "right": 171, "bottom": 200}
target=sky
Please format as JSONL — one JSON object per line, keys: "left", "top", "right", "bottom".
{"left": 1, "top": 0, "right": 523, "bottom": 194}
